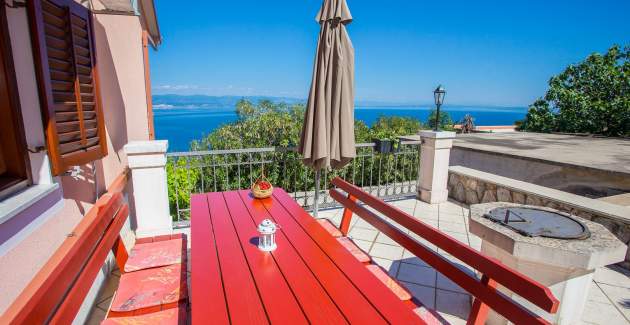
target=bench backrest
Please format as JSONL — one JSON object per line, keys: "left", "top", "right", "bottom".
{"left": 330, "top": 177, "right": 559, "bottom": 325}
{"left": 2, "top": 172, "right": 129, "bottom": 325}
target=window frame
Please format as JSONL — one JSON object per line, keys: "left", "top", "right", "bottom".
{"left": 0, "top": 0, "right": 31, "bottom": 198}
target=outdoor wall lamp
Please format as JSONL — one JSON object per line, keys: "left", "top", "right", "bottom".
{"left": 433, "top": 85, "right": 446, "bottom": 131}
{"left": 257, "top": 219, "right": 278, "bottom": 252}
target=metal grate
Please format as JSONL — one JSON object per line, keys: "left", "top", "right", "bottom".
{"left": 484, "top": 207, "right": 591, "bottom": 239}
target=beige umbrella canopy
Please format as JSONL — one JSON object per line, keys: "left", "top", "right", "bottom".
{"left": 298, "top": 0, "right": 356, "bottom": 171}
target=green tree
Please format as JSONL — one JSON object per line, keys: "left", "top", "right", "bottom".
{"left": 520, "top": 45, "right": 630, "bottom": 136}
{"left": 427, "top": 109, "right": 454, "bottom": 130}
{"left": 167, "top": 100, "right": 426, "bottom": 218}
{"left": 166, "top": 158, "right": 199, "bottom": 220}
{"left": 371, "top": 116, "right": 422, "bottom": 139}
{"left": 520, "top": 99, "right": 556, "bottom": 133}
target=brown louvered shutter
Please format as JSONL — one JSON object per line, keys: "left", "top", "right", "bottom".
{"left": 28, "top": 0, "right": 107, "bottom": 176}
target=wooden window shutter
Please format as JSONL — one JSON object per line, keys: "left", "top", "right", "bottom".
{"left": 28, "top": 0, "right": 107, "bottom": 176}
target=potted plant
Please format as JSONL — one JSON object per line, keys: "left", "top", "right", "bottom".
{"left": 372, "top": 129, "right": 398, "bottom": 154}
{"left": 373, "top": 138, "right": 392, "bottom": 153}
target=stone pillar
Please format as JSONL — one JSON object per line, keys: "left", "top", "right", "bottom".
{"left": 124, "top": 140, "right": 172, "bottom": 237}
{"left": 418, "top": 131, "right": 456, "bottom": 204}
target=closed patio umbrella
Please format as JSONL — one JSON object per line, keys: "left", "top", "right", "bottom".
{"left": 298, "top": 0, "right": 356, "bottom": 216}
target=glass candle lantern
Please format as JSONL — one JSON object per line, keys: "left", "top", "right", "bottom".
{"left": 257, "top": 219, "right": 278, "bottom": 252}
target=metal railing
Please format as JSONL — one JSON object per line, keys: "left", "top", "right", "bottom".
{"left": 167, "top": 140, "right": 421, "bottom": 224}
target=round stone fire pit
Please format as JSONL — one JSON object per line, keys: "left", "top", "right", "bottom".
{"left": 469, "top": 202, "right": 626, "bottom": 325}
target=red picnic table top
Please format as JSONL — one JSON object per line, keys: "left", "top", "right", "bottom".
{"left": 190, "top": 188, "right": 425, "bottom": 324}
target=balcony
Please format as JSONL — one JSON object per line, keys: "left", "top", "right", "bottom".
{"left": 72, "top": 139, "right": 627, "bottom": 324}
{"left": 85, "top": 195, "right": 630, "bottom": 324}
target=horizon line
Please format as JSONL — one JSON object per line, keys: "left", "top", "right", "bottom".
{"left": 152, "top": 93, "right": 530, "bottom": 109}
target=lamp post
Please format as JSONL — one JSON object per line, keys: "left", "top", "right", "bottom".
{"left": 433, "top": 85, "right": 446, "bottom": 131}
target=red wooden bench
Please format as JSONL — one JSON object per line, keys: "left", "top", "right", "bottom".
{"left": 1, "top": 172, "right": 188, "bottom": 325}
{"left": 328, "top": 177, "right": 560, "bottom": 325}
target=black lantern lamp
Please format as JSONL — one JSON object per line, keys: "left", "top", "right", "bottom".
{"left": 433, "top": 85, "right": 446, "bottom": 131}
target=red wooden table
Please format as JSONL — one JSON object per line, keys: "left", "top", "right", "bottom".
{"left": 191, "top": 188, "right": 424, "bottom": 324}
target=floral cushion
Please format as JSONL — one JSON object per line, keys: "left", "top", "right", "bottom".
{"left": 337, "top": 237, "right": 371, "bottom": 263}
{"left": 366, "top": 264, "right": 412, "bottom": 301}
{"left": 124, "top": 237, "right": 185, "bottom": 272}
{"left": 109, "top": 264, "right": 187, "bottom": 317}
{"left": 102, "top": 304, "right": 187, "bottom": 325}
{"left": 317, "top": 219, "right": 343, "bottom": 237}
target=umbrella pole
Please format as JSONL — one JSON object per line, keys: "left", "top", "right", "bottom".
{"left": 314, "top": 169, "right": 320, "bottom": 218}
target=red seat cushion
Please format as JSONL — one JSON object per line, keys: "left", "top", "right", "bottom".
{"left": 109, "top": 264, "right": 188, "bottom": 317}
{"left": 317, "top": 219, "right": 343, "bottom": 237}
{"left": 135, "top": 233, "right": 185, "bottom": 245}
{"left": 337, "top": 237, "right": 371, "bottom": 263}
{"left": 125, "top": 237, "right": 186, "bottom": 272}
{"left": 103, "top": 304, "right": 187, "bottom": 325}
{"left": 366, "top": 264, "right": 412, "bottom": 301}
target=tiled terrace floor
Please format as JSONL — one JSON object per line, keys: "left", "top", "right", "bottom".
{"left": 87, "top": 197, "right": 630, "bottom": 324}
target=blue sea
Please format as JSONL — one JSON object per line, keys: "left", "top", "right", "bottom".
{"left": 154, "top": 106, "right": 527, "bottom": 152}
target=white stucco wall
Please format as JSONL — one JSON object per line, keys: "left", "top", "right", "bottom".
{"left": 83, "top": 13, "right": 151, "bottom": 192}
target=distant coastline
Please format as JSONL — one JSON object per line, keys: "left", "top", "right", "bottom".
{"left": 152, "top": 95, "right": 527, "bottom": 152}
{"left": 152, "top": 94, "right": 527, "bottom": 112}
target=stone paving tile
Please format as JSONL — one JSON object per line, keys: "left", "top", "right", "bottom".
{"left": 348, "top": 227, "right": 379, "bottom": 242}
{"left": 329, "top": 214, "right": 342, "bottom": 226}
{"left": 391, "top": 204, "right": 415, "bottom": 215}
{"left": 400, "top": 281, "right": 436, "bottom": 309}
{"left": 372, "top": 257, "right": 401, "bottom": 276}
{"left": 595, "top": 265, "right": 630, "bottom": 289}
{"left": 408, "top": 234, "right": 438, "bottom": 251}
{"left": 415, "top": 200, "right": 440, "bottom": 212}
{"left": 413, "top": 209, "right": 440, "bottom": 221}
{"left": 441, "top": 232, "right": 470, "bottom": 245}
{"left": 375, "top": 232, "right": 400, "bottom": 246}
{"left": 402, "top": 250, "right": 431, "bottom": 267}
{"left": 581, "top": 296, "right": 629, "bottom": 325}
{"left": 439, "top": 201, "right": 466, "bottom": 213}
{"left": 438, "top": 221, "right": 468, "bottom": 234}
{"left": 440, "top": 313, "right": 467, "bottom": 325}
{"left": 352, "top": 238, "right": 374, "bottom": 253}
{"left": 435, "top": 289, "right": 471, "bottom": 320}
{"left": 416, "top": 217, "right": 441, "bottom": 227}
{"left": 397, "top": 263, "right": 437, "bottom": 287}
{"left": 438, "top": 213, "right": 466, "bottom": 224}
{"left": 353, "top": 218, "right": 374, "bottom": 230}
{"left": 392, "top": 198, "right": 418, "bottom": 208}
{"left": 370, "top": 242, "right": 404, "bottom": 260}
{"left": 436, "top": 273, "right": 468, "bottom": 294}
{"left": 596, "top": 283, "right": 630, "bottom": 321}
{"left": 587, "top": 282, "right": 612, "bottom": 304}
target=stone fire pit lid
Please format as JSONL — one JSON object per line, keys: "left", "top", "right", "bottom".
{"left": 469, "top": 202, "right": 626, "bottom": 270}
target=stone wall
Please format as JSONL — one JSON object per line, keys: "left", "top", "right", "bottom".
{"left": 448, "top": 166, "right": 630, "bottom": 269}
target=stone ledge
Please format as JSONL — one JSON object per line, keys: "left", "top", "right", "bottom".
{"left": 449, "top": 166, "right": 630, "bottom": 225}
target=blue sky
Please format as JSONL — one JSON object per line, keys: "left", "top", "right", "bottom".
{"left": 150, "top": 0, "right": 629, "bottom": 107}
